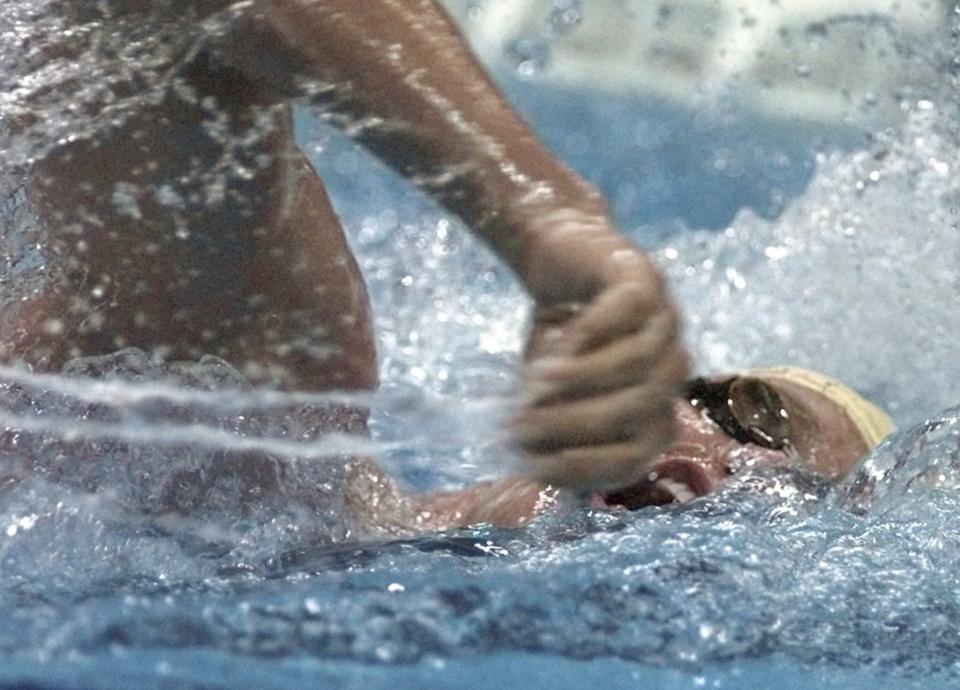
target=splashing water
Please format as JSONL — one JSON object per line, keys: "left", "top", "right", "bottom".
{"left": 1, "top": 1, "right": 960, "bottom": 688}
{"left": 661, "top": 98, "right": 960, "bottom": 423}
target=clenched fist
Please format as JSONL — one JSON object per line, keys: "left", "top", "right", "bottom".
{"left": 512, "top": 208, "right": 689, "bottom": 491}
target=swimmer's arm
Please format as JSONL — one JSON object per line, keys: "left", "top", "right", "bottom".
{"left": 344, "top": 458, "right": 549, "bottom": 532}
{"left": 223, "top": 0, "right": 688, "bottom": 491}
{"left": 222, "top": 0, "right": 604, "bottom": 260}
{"left": 415, "top": 478, "right": 555, "bottom": 529}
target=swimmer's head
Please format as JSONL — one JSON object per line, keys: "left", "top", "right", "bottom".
{"left": 600, "top": 367, "right": 893, "bottom": 510}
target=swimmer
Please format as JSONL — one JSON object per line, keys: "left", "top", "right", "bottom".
{"left": 405, "top": 367, "right": 894, "bottom": 528}
{"left": 1, "top": 2, "right": 686, "bottom": 520}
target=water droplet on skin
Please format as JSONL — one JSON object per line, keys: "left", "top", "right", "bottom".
{"left": 504, "top": 36, "right": 550, "bottom": 78}
{"left": 549, "top": 1, "right": 583, "bottom": 33}
{"left": 42, "top": 319, "right": 64, "bottom": 335}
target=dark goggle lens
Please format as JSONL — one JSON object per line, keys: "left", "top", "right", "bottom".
{"left": 727, "top": 377, "right": 791, "bottom": 449}
{"left": 685, "top": 377, "right": 792, "bottom": 450}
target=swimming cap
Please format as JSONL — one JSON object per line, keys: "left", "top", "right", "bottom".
{"left": 746, "top": 367, "right": 894, "bottom": 449}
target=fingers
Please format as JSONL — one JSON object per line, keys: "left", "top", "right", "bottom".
{"left": 515, "top": 341, "right": 686, "bottom": 490}
{"left": 523, "top": 279, "right": 671, "bottom": 363}
{"left": 563, "top": 260, "right": 664, "bottom": 354}
{"left": 516, "top": 347, "right": 688, "bottom": 450}
{"left": 516, "top": 222, "right": 689, "bottom": 491}
{"left": 525, "top": 410, "right": 675, "bottom": 490}
{"left": 515, "top": 386, "right": 665, "bottom": 451}
{"left": 524, "top": 307, "right": 683, "bottom": 405}
{"left": 517, "top": 277, "right": 688, "bottom": 491}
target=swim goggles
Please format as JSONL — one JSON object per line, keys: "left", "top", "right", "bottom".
{"left": 683, "top": 376, "right": 794, "bottom": 452}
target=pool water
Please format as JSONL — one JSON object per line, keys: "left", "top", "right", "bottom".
{"left": 3, "top": 2, "right": 960, "bottom": 688}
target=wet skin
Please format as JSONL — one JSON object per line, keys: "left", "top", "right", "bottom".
{"left": 599, "top": 375, "right": 873, "bottom": 509}
{"left": 453, "top": 374, "right": 876, "bottom": 527}
{"left": 2, "top": 0, "right": 688, "bottom": 528}
{"left": 9, "top": 101, "right": 378, "bottom": 392}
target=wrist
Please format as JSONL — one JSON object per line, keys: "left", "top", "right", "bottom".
{"left": 503, "top": 180, "right": 609, "bottom": 238}
{"left": 484, "top": 186, "right": 613, "bottom": 276}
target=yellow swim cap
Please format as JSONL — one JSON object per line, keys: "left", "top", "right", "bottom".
{"left": 747, "top": 367, "right": 894, "bottom": 449}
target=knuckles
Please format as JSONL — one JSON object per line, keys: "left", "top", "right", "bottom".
{"left": 524, "top": 399, "right": 677, "bottom": 491}
{"left": 514, "top": 215, "right": 688, "bottom": 491}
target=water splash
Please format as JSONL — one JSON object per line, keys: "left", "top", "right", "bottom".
{"left": 4, "top": 420, "right": 960, "bottom": 683}
{"left": 1, "top": 2, "right": 960, "bottom": 688}
{"left": 660, "top": 97, "right": 960, "bottom": 423}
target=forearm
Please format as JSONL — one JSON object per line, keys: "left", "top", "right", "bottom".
{"left": 234, "top": 0, "right": 606, "bottom": 271}
{"left": 417, "top": 476, "right": 558, "bottom": 529}
{"left": 344, "top": 458, "right": 556, "bottom": 532}
{"left": 217, "top": 1, "right": 687, "bottom": 495}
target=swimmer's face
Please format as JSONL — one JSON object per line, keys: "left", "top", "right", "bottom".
{"left": 598, "top": 374, "right": 872, "bottom": 510}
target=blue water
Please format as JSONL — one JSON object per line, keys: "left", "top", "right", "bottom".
{"left": 3, "top": 3, "right": 960, "bottom": 689}
{"left": 4, "top": 418, "right": 960, "bottom": 689}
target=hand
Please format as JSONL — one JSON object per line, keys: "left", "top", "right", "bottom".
{"left": 511, "top": 208, "right": 689, "bottom": 491}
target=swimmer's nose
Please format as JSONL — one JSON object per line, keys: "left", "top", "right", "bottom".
{"left": 599, "top": 458, "right": 715, "bottom": 510}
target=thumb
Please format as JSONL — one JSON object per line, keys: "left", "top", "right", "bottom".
{"left": 524, "top": 303, "right": 583, "bottom": 361}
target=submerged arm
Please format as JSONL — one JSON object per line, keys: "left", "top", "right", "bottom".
{"left": 344, "top": 458, "right": 553, "bottom": 533}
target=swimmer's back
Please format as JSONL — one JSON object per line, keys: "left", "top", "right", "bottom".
{"left": 1, "top": 2, "right": 377, "bottom": 391}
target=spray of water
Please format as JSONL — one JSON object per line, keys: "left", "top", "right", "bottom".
{"left": 0, "top": 5, "right": 959, "bottom": 684}
{"left": 661, "top": 95, "right": 960, "bottom": 422}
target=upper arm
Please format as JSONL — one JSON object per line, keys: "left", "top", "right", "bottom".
{"left": 200, "top": 1, "right": 320, "bottom": 103}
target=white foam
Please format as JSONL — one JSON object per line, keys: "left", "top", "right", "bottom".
{"left": 660, "top": 97, "right": 960, "bottom": 423}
